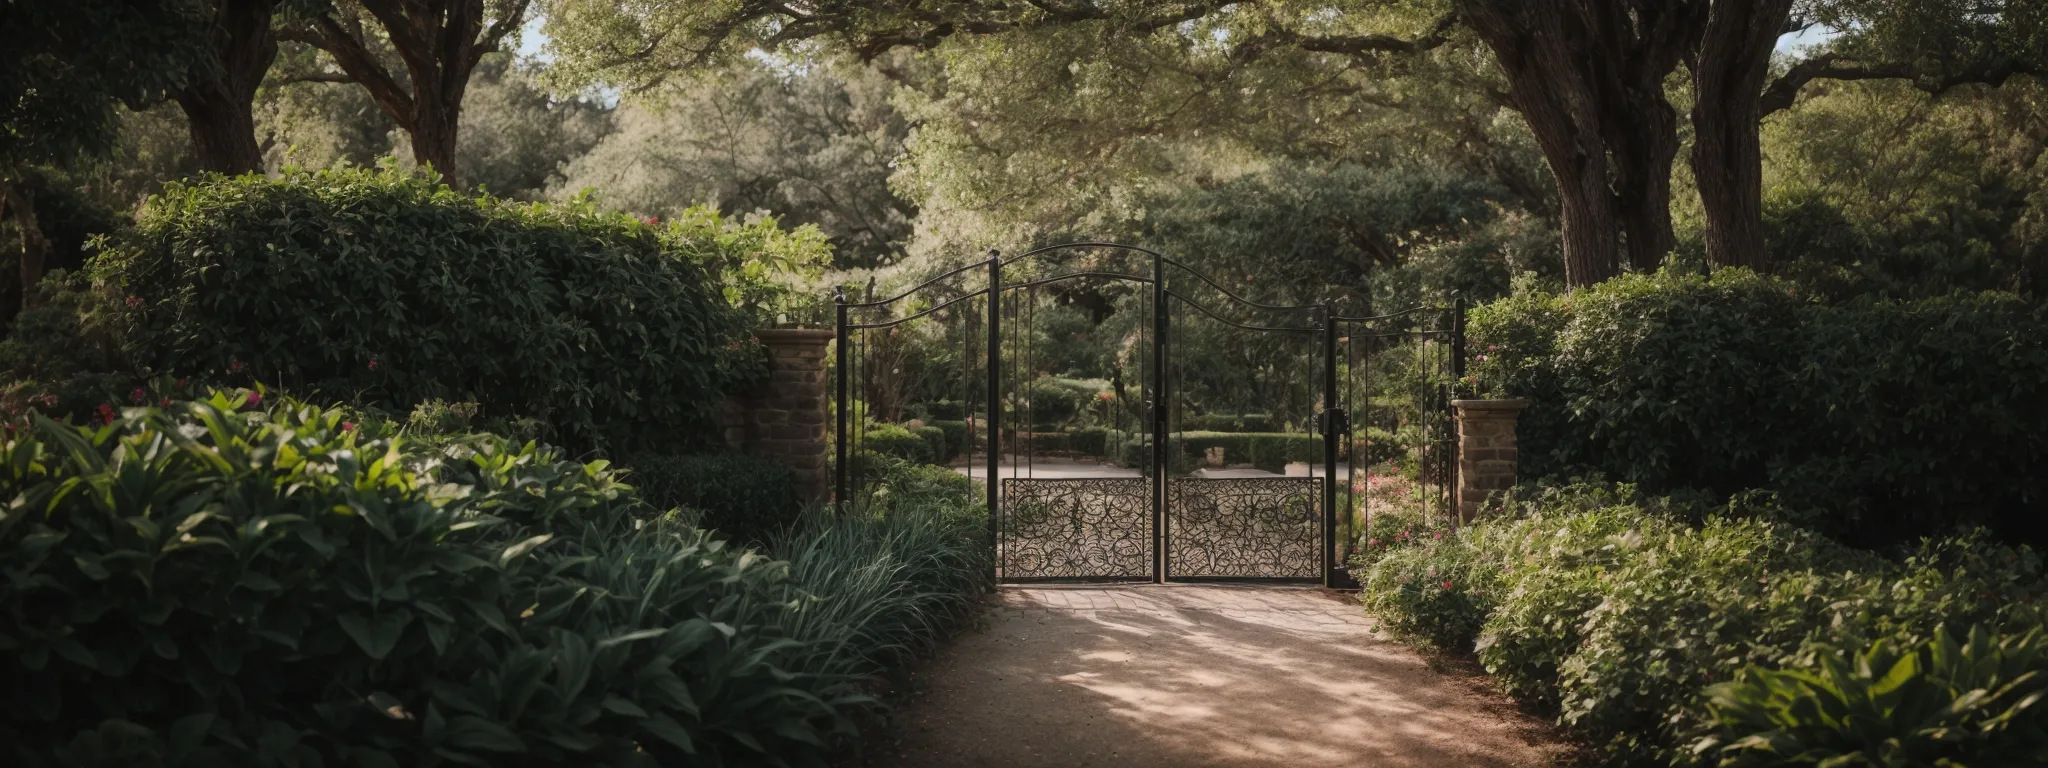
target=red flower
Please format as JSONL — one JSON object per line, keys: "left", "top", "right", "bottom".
{"left": 130, "top": 387, "right": 147, "bottom": 405}
{"left": 125, "top": 295, "right": 143, "bottom": 309}
{"left": 367, "top": 358, "right": 380, "bottom": 371}
{"left": 341, "top": 421, "right": 355, "bottom": 432}
{"left": 246, "top": 391, "right": 262, "bottom": 408}
{"left": 229, "top": 359, "right": 245, "bottom": 373}
{"left": 1442, "top": 580, "right": 1453, "bottom": 590}
{"left": 158, "top": 397, "right": 172, "bottom": 407}
{"left": 96, "top": 403, "right": 116, "bottom": 425}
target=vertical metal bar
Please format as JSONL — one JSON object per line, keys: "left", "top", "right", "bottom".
{"left": 1321, "top": 303, "right": 1339, "bottom": 587}
{"left": 1451, "top": 294, "right": 1466, "bottom": 520}
{"left": 834, "top": 289, "right": 849, "bottom": 511}
{"left": 1452, "top": 294, "right": 1468, "bottom": 386}
{"left": 1151, "top": 252, "right": 1169, "bottom": 583}
{"left": 985, "top": 252, "right": 1002, "bottom": 583}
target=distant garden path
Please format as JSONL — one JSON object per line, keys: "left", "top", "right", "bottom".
{"left": 874, "top": 585, "right": 1567, "bottom": 767}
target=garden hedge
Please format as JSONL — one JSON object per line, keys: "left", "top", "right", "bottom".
{"left": 91, "top": 168, "right": 801, "bottom": 454}
{"left": 1468, "top": 269, "right": 2048, "bottom": 546}
{"left": 0, "top": 394, "right": 989, "bottom": 767}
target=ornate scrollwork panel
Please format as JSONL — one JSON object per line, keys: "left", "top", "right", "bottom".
{"left": 1168, "top": 478, "right": 1321, "bottom": 578}
{"left": 999, "top": 478, "right": 1153, "bottom": 579}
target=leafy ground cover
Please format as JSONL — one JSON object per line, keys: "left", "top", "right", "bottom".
{"left": 1356, "top": 482, "right": 2048, "bottom": 767}
{"left": 0, "top": 393, "right": 987, "bottom": 767}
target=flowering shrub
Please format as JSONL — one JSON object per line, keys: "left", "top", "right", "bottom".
{"left": 1467, "top": 269, "right": 2048, "bottom": 548}
{"left": 92, "top": 168, "right": 790, "bottom": 454}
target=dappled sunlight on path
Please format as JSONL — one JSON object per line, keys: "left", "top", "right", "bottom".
{"left": 879, "top": 585, "right": 1564, "bottom": 767}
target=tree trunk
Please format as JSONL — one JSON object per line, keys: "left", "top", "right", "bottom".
{"left": 176, "top": 0, "right": 278, "bottom": 175}
{"left": 1691, "top": 0, "right": 1793, "bottom": 272}
{"left": 1459, "top": 0, "right": 1622, "bottom": 287}
{"left": 2, "top": 180, "right": 50, "bottom": 304}
{"left": 1607, "top": 85, "right": 1683, "bottom": 271}
{"left": 408, "top": 98, "right": 462, "bottom": 187}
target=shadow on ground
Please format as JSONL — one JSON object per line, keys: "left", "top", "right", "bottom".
{"left": 865, "top": 585, "right": 1566, "bottom": 768}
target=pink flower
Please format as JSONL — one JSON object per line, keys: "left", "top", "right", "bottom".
{"left": 1475, "top": 354, "right": 1488, "bottom": 362}
{"left": 367, "top": 358, "right": 380, "bottom": 371}
{"left": 1433, "top": 530, "right": 1444, "bottom": 540}
{"left": 125, "top": 295, "right": 143, "bottom": 309}
{"left": 96, "top": 403, "right": 116, "bottom": 425}
{"left": 39, "top": 393, "right": 58, "bottom": 408}
{"left": 1487, "top": 345, "right": 1497, "bottom": 352}
{"left": 230, "top": 359, "right": 245, "bottom": 373}
{"left": 130, "top": 388, "right": 147, "bottom": 405}
{"left": 1368, "top": 538, "right": 1380, "bottom": 548}
{"left": 245, "top": 392, "right": 262, "bottom": 407}
{"left": 341, "top": 422, "right": 355, "bottom": 432}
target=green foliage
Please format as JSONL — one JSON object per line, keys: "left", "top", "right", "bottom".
{"left": 0, "top": 395, "right": 990, "bottom": 766}
{"left": 0, "top": 271, "right": 134, "bottom": 421}
{"left": 1467, "top": 269, "right": 2048, "bottom": 547}
{"left": 847, "top": 453, "right": 981, "bottom": 513}
{"left": 859, "top": 423, "right": 935, "bottom": 465}
{"left": 623, "top": 453, "right": 804, "bottom": 547}
{"left": 1693, "top": 626, "right": 2048, "bottom": 767}
{"left": 95, "top": 167, "right": 765, "bottom": 453}
{"left": 928, "top": 419, "right": 970, "bottom": 459}
{"left": 1180, "top": 413, "right": 1277, "bottom": 432}
{"left": 1357, "top": 481, "right": 2048, "bottom": 766}
{"left": 550, "top": 56, "right": 913, "bottom": 271}
{"left": 0, "top": 0, "right": 208, "bottom": 171}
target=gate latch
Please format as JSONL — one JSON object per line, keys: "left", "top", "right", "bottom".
{"left": 1318, "top": 408, "right": 1350, "bottom": 436}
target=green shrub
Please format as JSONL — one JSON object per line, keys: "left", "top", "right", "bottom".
{"left": 852, "top": 453, "right": 980, "bottom": 513}
{"left": 622, "top": 452, "right": 803, "bottom": 546}
{"left": 91, "top": 167, "right": 817, "bottom": 454}
{"left": 916, "top": 400, "right": 965, "bottom": 420}
{"left": 910, "top": 424, "right": 950, "bottom": 464}
{"left": 1357, "top": 481, "right": 2048, "bottom": 766}
{"left": 930, "top": 419, "right": 970, "bottom": 459}
{"left": 1358, "top": 532, "right": 1502, "bottom": 653}
{"left": 860, "top": 423, "right": 934, "bottom": 464}
{"left": 1468, "top": 269, "right": 2048, "bottom": 547}
{"left": 1693, "top": 626, "right": 2048, "bottom": 767}
{"left": 0, "top": 272, "right": 135, "bottom": 421}
{"left": 1181, "top": 413, "right": 1278, "bottom": 432}
{"left": 0, "top": 395, "right": 989, "bottom": 767}
{"left": 1175, "top": 431, "right": 1320, "bottom": 473}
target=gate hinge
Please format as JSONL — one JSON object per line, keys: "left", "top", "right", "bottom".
{"left": 1318, "top": 408, "right": 1350, "bottom": 436}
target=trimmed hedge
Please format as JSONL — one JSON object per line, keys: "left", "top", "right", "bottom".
{"left": 622, "top": 453, "right": 803, "bottom": 546}
{"left": 1468, "top": 269, "right": 2048, "bottom": 546}
{"left": 1117, "top": 431, "right": 1320, "bottom": 473}
{"left": 1181, "top": 413, "right": 1278, "bottom": 432}
{"left": 92, "top": 168, "right": 795, "bottom": 454}
{"left": 860, "top": 423, "right": 934, "bottom": 464}
{"left": 1357, "top": 482, "right": 2048, "bottom": 766}
{"left": 0, "top": 395, "right": 988, "bottom": 767}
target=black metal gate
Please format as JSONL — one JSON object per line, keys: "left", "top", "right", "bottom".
{"left": 833, "top": 243, "right": 1461, "bottom": 586}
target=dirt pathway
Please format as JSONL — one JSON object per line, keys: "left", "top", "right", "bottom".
{"left": 875, "top": 585, "right": 1567, "bottom": 767}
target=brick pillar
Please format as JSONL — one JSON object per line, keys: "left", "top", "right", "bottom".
{"left": 737, "top": 329, "right": 834, "bottom": 501}
{"left": 1452, "top": 399, "right": 1528, "bottom": 522}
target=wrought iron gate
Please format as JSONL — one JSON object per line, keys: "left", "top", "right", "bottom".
{"left": 833, "top": 243, "right": 1462, "bottom": 586}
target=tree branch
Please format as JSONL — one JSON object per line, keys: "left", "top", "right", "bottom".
{"left": 1761, "top": 52, "right": 2040, "bottom": 116}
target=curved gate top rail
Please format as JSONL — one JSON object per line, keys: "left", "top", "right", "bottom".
{"left": 833, "top": 242, "right": 1466, "bottom": 586}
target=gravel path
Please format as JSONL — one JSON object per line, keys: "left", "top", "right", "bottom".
{"left": 873, "top": 585, "right": 1567, "bottom": 767}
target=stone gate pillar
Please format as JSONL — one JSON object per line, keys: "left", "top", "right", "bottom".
{"left": 1452, "top": 399, "right": 1528, "bottom": 522}
{"left": 727, "top": 329, "right": 834, "bottom": 501}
